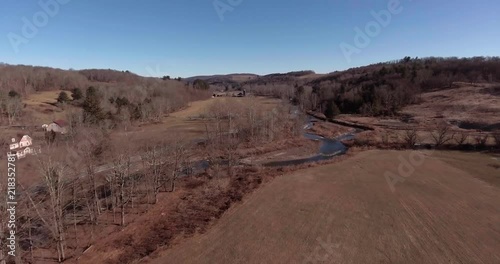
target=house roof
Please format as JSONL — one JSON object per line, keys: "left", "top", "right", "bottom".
{"left": 20, "top": 135, "right": 32, "bottom": 141}
{"left": 53, "top": 120, "right": 68, "bottom": 127}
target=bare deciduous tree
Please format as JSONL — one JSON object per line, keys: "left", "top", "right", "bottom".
{"left": 492, "top": 132, "right": 500, "bottom": 149}
{"left": 75, "top": 130, "right": 105, "bottom": 226}
{"left": 203, "top": 139, "right": 222, "bottom": 179}
{"left": 431, "top": 125, "right": 453, "bottom": 148}
{"left": 453, "top": 132, "right": 469, "bottom": 146}
{"left": 34, "top": 154, "right": 67, "bottom": 263}
{"left": 71, "top": 181, "right": 80, "bottom": 252}
{"left": 110, "top": 150, "right": 132, "bottom": 226}
{"left": 141, "top": 143, "right": 166, "bottom": 204}
{"left": 170, "top": 141, "right": 190, "bottom": 192}
{"left": 404, "top": 128, "right": 419, "bottom": 148}
{"left": 224, "top": 136, "right": 240, "bottom": 177}
{"left": 5, "top": 96, "right": 23, "bottom": 125}
{"left": 473, "top": 134, "right": 489, "bottom": 148}
{"left": 21, "top": 197, "right": 35, "bottom": 263}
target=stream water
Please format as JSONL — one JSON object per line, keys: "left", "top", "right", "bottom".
{"left": 262, "top": 116, "right": 357, "bottom": 167}
{"left": 189, "top": 115, "right": 360, "bottom": 172}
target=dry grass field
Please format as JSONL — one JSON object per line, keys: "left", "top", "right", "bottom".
{"left": 23, "top": 90, "right": 77, "bottom": 122}
{"left": 16, "top": 91, "right": 281, "bottom": 143}
{"left": 403, "top": 83, "right": 500, "bottom": 128}
{"left": 112, "top": 96, "right": 282, "bottom": 144}
{"left": 23, "top": 90, "right": 66, "bottom": 106}
{"left": 148, "top": 150, "right": 500, "bottom": 264}
{"left": 341, "top": 83, "right": 500, "bottom": 132}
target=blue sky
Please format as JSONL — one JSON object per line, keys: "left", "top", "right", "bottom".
{"left": 0, "top": 0, "right": 499, "bottom": 77}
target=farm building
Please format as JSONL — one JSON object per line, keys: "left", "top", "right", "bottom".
{"left": 43, "top": 120, "right": 68, "bottom": 134}
{"left": 9, "top": 135, "right": 33, "bottom": 150}
{"left": 212, "top": 90, "right": 247, "bottom": 98}
{"left": 9, "top": 135, "right": 37, "bottom": 159}
{"left": 16, "top": 147, "right": 35, "bottom": 159}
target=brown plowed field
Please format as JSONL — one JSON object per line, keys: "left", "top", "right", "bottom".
{"left": 148, "top": 150, "right": 500, "bottom": 264}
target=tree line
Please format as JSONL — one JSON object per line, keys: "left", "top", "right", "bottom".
{"left": 0, "top": 64, "right": 211, "bottom": 126}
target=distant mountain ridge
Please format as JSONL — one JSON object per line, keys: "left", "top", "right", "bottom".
{"left": 185, "top": 71, "right": 321, "bottom": 88}
{"left": 185, "top": 73, "right": 259, "bottom": 83}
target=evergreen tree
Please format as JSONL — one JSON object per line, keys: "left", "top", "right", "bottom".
{"left": 82, "top": 86, "right": 104, "bottom": 124}
{"left": 71, "top": 88, "right": 83, "bottom": 100}
{"left": 57, "top": 91, "right": 70, "bottom": 103}
{"left": 324, "top": 100, "right": 341, "bottom": 119}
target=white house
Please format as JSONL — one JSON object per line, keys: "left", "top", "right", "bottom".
{"left": 9, "top": 135, "right": 36, "bottom": 159}
{"left": 19, "top": 135, "right": 32, "bottom": 148}
{"left": 10, "top": 135, "right": 32, "bottom": 150}
{"left": 9, "top": 142, "right": 19, "bottom": 150}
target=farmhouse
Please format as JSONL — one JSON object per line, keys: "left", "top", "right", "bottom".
{"left": 43, "top": 120, "right": 68, "bottom": 134}
{"left": 9, "top": 135, "right": 32, "bottom": 150}
{"left": 19, "top": 135, "right": 32, "bottom": 148}
{"left": 8, "top": 135, "right": 37, "bottom": 159}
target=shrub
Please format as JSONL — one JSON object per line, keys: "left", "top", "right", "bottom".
{"left": 8, "top": 90, "right": 20, "bottom": 98}
{"left": 57, "top": 91, "right": 70, "bottom": 103}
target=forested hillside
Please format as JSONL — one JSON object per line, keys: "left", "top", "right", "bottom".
{"left": 242, "top": 57, "right": 500, "bottom": 117}
{"left": 0, "top": 64, "right": 210, "bottom": 126}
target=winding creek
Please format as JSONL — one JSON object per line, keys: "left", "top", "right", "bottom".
{"left": 190, "top": 115, "right": 361, "bottom": 172}
{"left": 262, "top": 116, "right": 360, "bottom": 167}
{"left": 26, "top": 113, "right": 362, "bottom": 195}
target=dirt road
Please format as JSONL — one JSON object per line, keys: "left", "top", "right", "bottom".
{"left": 149, "top": 150, "right": 500, "bottom": 264}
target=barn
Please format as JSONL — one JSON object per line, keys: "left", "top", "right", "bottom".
{"left": 43, "top": 120, "right": 68, "bottom": 134}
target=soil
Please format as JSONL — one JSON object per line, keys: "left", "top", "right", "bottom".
{"left": 147, "top": 150, "right": 500, "bottom": 264}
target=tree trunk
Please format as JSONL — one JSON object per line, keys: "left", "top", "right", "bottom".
{"left": 73, "top": 186, "right": 79, "bottom": 251}
{"left": 171, "top": 175, "right": 176, "bottom": 192}
{"left": 111, "top": 181, "right": 116, "bottom": 224}
{"left": 83, "top": 190, "right": 95, "bottom": 243}
{"left": 120, "top": 178, "right": 125, "bottom": 226}
{"left": 27, "top": 203, "right": 34, "bottom": 263}
{"left": 92, "top": 175, "right": 101, "bottom": 216}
